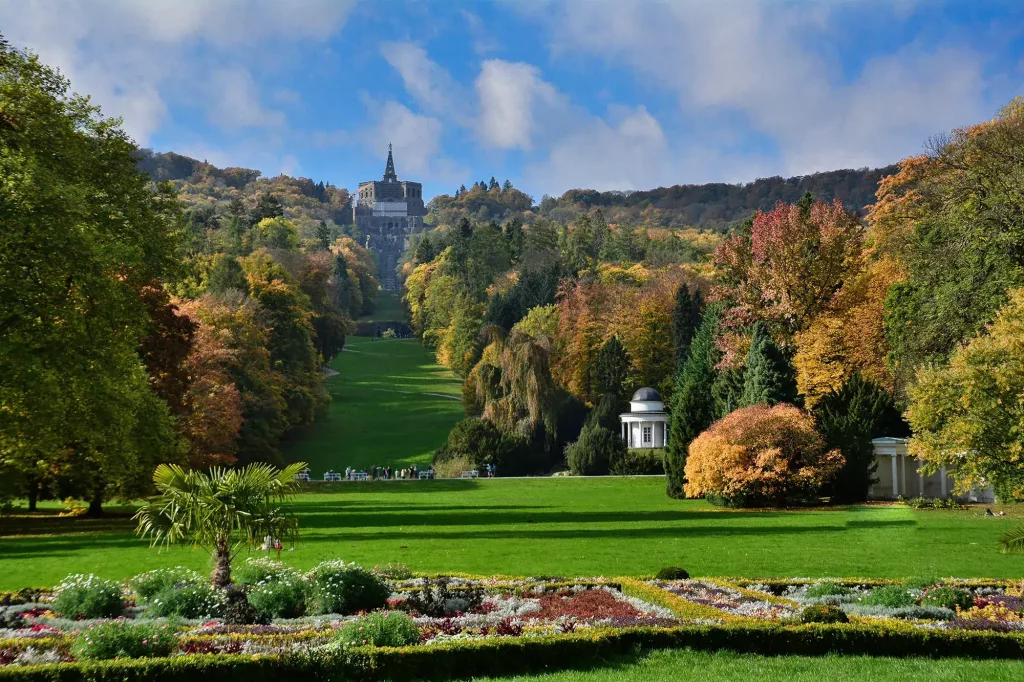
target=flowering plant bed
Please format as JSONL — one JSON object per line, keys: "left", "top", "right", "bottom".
{"left": 2, "top": 569, "right": 1024, "bottom": 679}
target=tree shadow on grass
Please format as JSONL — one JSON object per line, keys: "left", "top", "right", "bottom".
{"left": 293, "top": 504, "right": 551, "bottom": 514}
{"left": 302, "top": 519, "right": 918, "bottom": 543}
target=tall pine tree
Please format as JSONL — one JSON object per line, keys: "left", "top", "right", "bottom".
{"left": 595, "top": 336, "right": 630, "bottom": 398}
{"left": 741, "top": 322, "right": 797, "bottom": 407}
{"left": 665, "top": 305, "right": 721, "bottom": 498}
{"left": 813, "top": 373, "right": 909, "bottom": 502}
{"left": 672, "top": 284, "right": 703, "bottom": 370}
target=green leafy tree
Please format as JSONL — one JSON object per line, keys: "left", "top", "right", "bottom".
{"left": 0, "top": 41, "right": 185, "bottom": 512}
{"left": 250, "top": 193, "right": 283, "bottom": 224}
{"left": 741, "top": 322, "right": 798, "bottom": 407}
{"left": 665, "top": 305, "right": 721, "bottom": 498}
{"left": 813, "top": 373, "right": 908, "bottom": 503}
{"left": 251, "top": 217, "right": 300, "bottom": 250}
{"left": 206, "top": 255, "right": 248, "bottom": 294}
{"left": 595, "top": 336, "right": 630, "bottom": 398}
{"left": 672, "top": 284, "right": 703, "bottom": 370}
{"left": 134, "top": 462, "right": 306, "bottom": 587}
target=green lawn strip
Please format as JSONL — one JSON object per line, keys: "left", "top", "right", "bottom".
{"left": 280, "top": 335, "right": 463, "bottom": 475}
{"left": 357, "top": 291, "right": 408, "bottom": 323}
{"left": 472, "top": 648, "right": 1024, "bottom": 682}
{"left": 3, "top": 478, "right": 1024, "bottom": 590}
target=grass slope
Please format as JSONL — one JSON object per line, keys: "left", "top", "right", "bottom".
{"left": 2, "top": 478, "right": 1022, "bottom": 590}
{"left": 358, "top": 290, "right": 407, "bottom": 322}
{"left": 476, "top": 649, "right": 1024, "bottom": 681}
{"left": 280, "top": 334, "right": 463, "bottom": 475}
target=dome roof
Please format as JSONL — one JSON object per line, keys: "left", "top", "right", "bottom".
{"left": 631, "top": 387, "right": 662, "bottom": 402}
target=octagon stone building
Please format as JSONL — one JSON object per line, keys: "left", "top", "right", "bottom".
{"left": 353, "top": 145, "right": 426, "bottom": 290}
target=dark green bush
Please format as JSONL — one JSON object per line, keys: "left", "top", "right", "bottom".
{"left": 307, "top": 561, "right": 390, "bottom": 615}
{"left": 333, "top": 611, "right": 420, "bottom": 647}
{"left": 805, "top": 582, "right": 851, "bottom": 598}
{"left": 922, "top": 586, "right": 975, "bottom": 612}
{"left": 222, "top": 584, "right": 267, "bottom": 625}
{"left": 50, "top": 574, "right": 124, "bottom": 620}
{"left": 609, "top": 448, "right": 665, "bottom": 475}
{"left": 862, "top": 585, "right": 917, "bottom": 608}
{"left": 565, "top": 424, "right": 625, "bottom": 476}
{"left": 70, "top": 621, "right": 174, "bottom": 660}
{"left": 800, "top": 604, "right": 849, "bottom": 623}
{"left": 655, "top": 567, "right": 690, "bottom": 580}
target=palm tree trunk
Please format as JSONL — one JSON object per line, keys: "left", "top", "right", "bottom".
{"left": 211, "top": 534, "right": 232, "bottom": 587}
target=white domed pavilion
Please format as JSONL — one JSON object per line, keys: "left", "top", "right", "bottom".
{"left": 619, "top": 387, "right": 668, "bottom": 449}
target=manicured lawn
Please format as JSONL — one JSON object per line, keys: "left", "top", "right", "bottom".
{"left": 475, "top": 649, "right": 1024, "bottom": 681}
{"left": 2, "top": 477, "right": 1023, "bottom": 591}
{"left": 359, "top": 290, "right": 408, "bottom": 322}
{"left": 280, "top": 334, "right": 463, "bottom": 475}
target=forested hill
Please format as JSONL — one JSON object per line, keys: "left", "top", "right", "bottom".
{"left": 134, "top": 149, "right": 354, "bottom": 237}
{"left": 537, "top": 165, "right": 899, "bottom": 230}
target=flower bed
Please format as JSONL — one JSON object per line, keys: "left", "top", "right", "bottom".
{"left": 2, "top": 569, "right": 1024, "bottom": 681}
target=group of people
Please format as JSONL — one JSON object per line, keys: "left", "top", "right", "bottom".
{"left": 343, "top": 465, "right": 435, "bottom": 480}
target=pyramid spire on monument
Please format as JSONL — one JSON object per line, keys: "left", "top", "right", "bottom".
{"left": 382, "top": 142, "right": 398, "bottom": 182}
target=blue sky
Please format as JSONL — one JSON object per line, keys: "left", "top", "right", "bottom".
{"left": 3, "top": 0, "right": 1023, "bottom": 202}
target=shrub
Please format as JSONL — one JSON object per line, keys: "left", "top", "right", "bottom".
{"left": 333, "top": 611, "right": 419, "bottom": 647}
{"left": 609, "top": 449, "right": 665, "bottom": 475}
{"left": 433, "top": 418, "right": 506, "bottom": 468}
{"left": 51, "top": 574, "right": 124, "bottom": 620}
{"left": 565, "top": 424, "right": 625, "bottom": 476}
{"left": 372, "top": 563, "right": 412, "bottom": 581}
{"left": 800, "top": 604, "right": 849, "bottom": 624}
{"left": 222, "top": 584, "right": 267, "bottom": 625}
{"left": 146, "top": 583, "right": 226, "bottom": 619}
{"left": 862, "top": 585, "right": 917, "bottom": 608}
{"left": 131, "top": 568, "right": 204, "bottom": 603}
{"left": 655, "top": 567, "right": 690, "bottom": 580}
{"left": 401, "top": 576, "right": 484, "bottom": 618}
{"left": 307, "top": 561, "right": 390, "bottom": 615}
{"left": 434, "top": 455, "right": 475, "bottom": 479}
{"left": 922, "top": 586, "right": 975, "bottom": 612}
{"left": 683, "top": 404, "right": 844, "bottom": 506}
{"left": 246, "top": 574, "right": 308, "bottom": 620}
{"left": 233, "top": 557, "right": 301, "bottom": 586}
{"left": 805, "top": 582, "right": 851, "bottom": 598}
{"left": 70, "top": 621, "right": 174, "bottom": 660}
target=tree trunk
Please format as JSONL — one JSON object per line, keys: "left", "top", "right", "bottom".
{"left": 211, "top": 535, "right": 232, "bottom": 588}
{"left": 86, "top": 493, "right": 103, "bottom": 517}
{"left": 27, "top": 483, "right": 38, "bottom": 512}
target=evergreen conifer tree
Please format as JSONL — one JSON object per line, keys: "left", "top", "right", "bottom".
{"left": 502, "top": 179, "right": 513, "bottom": 191}
{"left": 813, "top": 373, "right": 909, "bottom": 502}
{"left": 711, "top": 366, "right": 745, "bottom": 418}
{"left": 414, "top": 235, "right": 435, "bottom": 264}
{"left": 489, "top": 176, "right": 499, "bottom": 190}
{"left": 672, "top": 284, "right": 703, "bottom": 370}
{"left": 332, "top": 253, "right": 351, "bottom": 315}
{"left": 595, "top": 336, "right": 630, "bottom": 398}
{"left": 315, "top": 220, "right": 331, "bottom": 251}
{"left": 741, "top": 322, "right": 797, "bottom": 407}
{"left": 665, "top": 305, "right": 721, "bottom": 498}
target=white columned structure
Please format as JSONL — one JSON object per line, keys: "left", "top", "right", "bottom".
{"left": 619, "top": 388, "right": 669, "bottom": 450}
{"left": 891, "top": 454, "right": 899, "bottom": 498}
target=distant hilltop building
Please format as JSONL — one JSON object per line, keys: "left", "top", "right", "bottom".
{"left": 353, "top": 145, "right": 426, "bottom": 290}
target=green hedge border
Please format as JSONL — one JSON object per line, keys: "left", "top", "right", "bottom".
{"left": 3, "top": 624, "right": 1024, "bottom": 682}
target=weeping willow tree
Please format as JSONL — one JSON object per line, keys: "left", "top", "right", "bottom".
{"left": 471, "top": 326, "right": 560, "bottom": 449}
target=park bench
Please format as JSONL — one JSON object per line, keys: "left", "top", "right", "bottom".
{"left": 324, "top": 471, "right": 342, "bottom": 482}
{"left": 350, "top": 472, "right": 369, "bottom": 481}
{"left": 294, "top": 471, "right": 311, "bottom": 482}
{"left": 418, "top": 471, "right": 435, "bottom": 480}
{"left": 460, "top": 470, "right": 479, "bottom": 479}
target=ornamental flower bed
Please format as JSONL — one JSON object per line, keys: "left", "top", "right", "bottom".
{"left": 648, "top": 580, "right": 799, "bottom": 620}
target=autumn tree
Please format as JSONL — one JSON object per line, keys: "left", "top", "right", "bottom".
{"left": 712, "top": 195, "right": 863, "bottom": 363}
{"left": 906, "top": 288, "right": 1024, "bottom": 501}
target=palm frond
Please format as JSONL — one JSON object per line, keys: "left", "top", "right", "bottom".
{"left": 1000, "top": 523, "right": 1024, "bottom": 553}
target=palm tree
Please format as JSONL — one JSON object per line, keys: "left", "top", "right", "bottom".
{"left": 134, "top": 462, "right": 307, "bottom": 587}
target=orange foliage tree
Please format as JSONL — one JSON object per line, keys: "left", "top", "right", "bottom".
{"left": 683, "top": 404, "right": 843, "bottom": 507}
{"left": 712, "top": 197, "right": 864, "bottom": 365}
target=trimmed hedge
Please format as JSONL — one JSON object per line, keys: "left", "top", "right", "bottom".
{"left": 4, "top": 623, "right": 1024, "bottom": 682}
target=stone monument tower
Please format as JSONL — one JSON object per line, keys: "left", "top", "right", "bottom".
{"left": 353, "top": 145, "right": 426, "bottom": 290}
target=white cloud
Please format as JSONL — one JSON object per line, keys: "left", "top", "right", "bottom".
{"left": 475, "top": 60, "right": 562, "bottom": 150}
{"left": 206, "top": 68, "right": 286, "bottom": 131}
{"left": 0, "top": 0, "right": 355, "bottom": 144}
{"left": 380, "top": 41, "right": 465, "bottom": 120}
{"left": 538, "top": 0, "right": 995, "bottom": 176}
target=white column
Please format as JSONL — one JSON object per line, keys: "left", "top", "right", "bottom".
{"left": 940, "top": 465, "right": 947, "bottom": 498}
{"left": 891, "top": 454, "right": 899, "bottom": 498}
{"left": 918, "top": 459, "right": 924, "bottom": 497}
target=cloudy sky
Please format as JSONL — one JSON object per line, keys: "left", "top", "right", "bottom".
{"left": 3, "top": 0, "right": 1022, "bottom": 200}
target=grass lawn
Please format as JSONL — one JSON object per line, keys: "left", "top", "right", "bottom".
{"left": 280, "top": 334, "right": 463, "bottom": 475}
{"left": 2, "top": 477, "right": 1023, "bottom": 591}
{"left": 358, "top": 290, "right": 407, "bottom": 322}
{"left": 475, "top": 649, "right": 1024, "bottom": 681}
